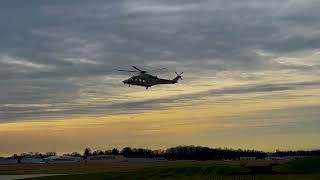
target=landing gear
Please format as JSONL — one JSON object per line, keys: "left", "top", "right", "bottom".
{"left": 146, "top": 86, "right": 149, "bottom": 90}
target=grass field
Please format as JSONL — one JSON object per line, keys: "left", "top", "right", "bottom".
{"left": 1, "top": 158, "right": 319, "bottom": 179}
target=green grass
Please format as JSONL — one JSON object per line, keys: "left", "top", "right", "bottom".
{"left": 274, "top": 157, "right": 320, "bottom": 174}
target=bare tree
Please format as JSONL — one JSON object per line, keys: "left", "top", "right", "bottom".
{"left": 84, "top": 148, "right": 92, "bottom": 159}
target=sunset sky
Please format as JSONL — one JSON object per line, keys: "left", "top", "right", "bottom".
{"left": 1, "top": 0, "right": 320, "bottom": 156}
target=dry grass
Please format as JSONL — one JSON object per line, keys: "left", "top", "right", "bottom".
{"left": 1, "top": 159, "right": 319, "bottom": 180}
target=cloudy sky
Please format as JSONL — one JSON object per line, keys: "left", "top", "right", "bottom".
{"left": 1, "top": 0, "right": 320, "bottom": 155}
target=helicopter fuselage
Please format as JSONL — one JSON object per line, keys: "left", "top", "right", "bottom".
{"left": 122, "top": 73, "right": 179, "bottom": 89}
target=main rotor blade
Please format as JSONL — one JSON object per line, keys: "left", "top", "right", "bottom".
{"left": 116, "top": 69, "right": 139, "bottom": 73}
{"left": 149, "top": 67, "right": 167, "bottom": 73}
{"left": 132, "top": 66, "right": 144, "bottom": 72}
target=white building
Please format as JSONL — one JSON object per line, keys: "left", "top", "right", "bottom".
{"left": 265, "top": 156, "right": 285, "bottom": 160}
{"left": 44, "top": 156, "right": 82, "bottom": 164}
{"left": 87, "top": 155, "right": 126, "bottom": 162}
{"left": 240, "top": 157, "right": 257, "bottom": 161}
{"left": 266, "top": 156, "right": 306, "bottom": 161}
{"left": 127, "top": 157, "right": 167, "bottom": 162}
{"left": 151, "top": 157, "right": 167, "bottom": 161}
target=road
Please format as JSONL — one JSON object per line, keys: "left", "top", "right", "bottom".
{"left": 0, "top": 174, "right": 62, "bottom": 180}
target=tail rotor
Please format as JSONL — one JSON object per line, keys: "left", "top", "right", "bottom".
{"left": 172, "top": 72, "right": 183, "bottom": 83}
{"left": 175, "top": 72, "right": 184, "bottom": 80}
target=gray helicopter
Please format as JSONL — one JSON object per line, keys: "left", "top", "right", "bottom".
{"left": 117, "top": 66, "right": 183, "bottom": 90}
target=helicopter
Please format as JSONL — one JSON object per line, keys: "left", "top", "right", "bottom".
{"left": 117, "top": 66, "right": 183, "bottom": 90}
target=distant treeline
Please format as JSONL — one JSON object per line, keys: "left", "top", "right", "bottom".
{"left": 164, "top": 146, "right": 267, "bottom": 160}
{"left": 8, "top": 146, "right": 320, "bottom": 160}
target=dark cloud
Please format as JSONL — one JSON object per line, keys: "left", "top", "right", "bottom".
{"left": 1, "top": 0, "right": 320, "bottom": 122}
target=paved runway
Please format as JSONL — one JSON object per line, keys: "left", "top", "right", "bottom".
{"left": 0, "top": 174, "right": 62, "bottom": 180}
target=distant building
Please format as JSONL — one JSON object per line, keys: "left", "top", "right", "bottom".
{"left": 266, "top": 156, "right": 306, "bottom": 161}
{"left": 87, "top": 155, "right": 126, "bottom": 162}
{"left": 0, "top": 157, "right": 18, "bottom": 164}
{"left": 127, "top": 157, "right": 167, "bottom": 162}
{"left": 265, "top": 156, "right": 285, "bottom": 160}
{"left": 21, "top": 156, "right": 44, "bottom": 164}
{"left": 151, "top": 157, "right": 167, "bottom": 161}
{"left": 240, "top": 157, "right": 256, "bottom": 161}
{"left": 43, "top": 156, "right": 82, "bottom": 164}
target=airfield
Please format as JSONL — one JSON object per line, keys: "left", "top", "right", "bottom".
{"left": 0, "top": 158, "right": 319, "bottom": 180}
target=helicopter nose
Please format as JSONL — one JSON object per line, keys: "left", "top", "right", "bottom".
{"left": 123, "top": 80, "right": 128, "bottom": 84}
